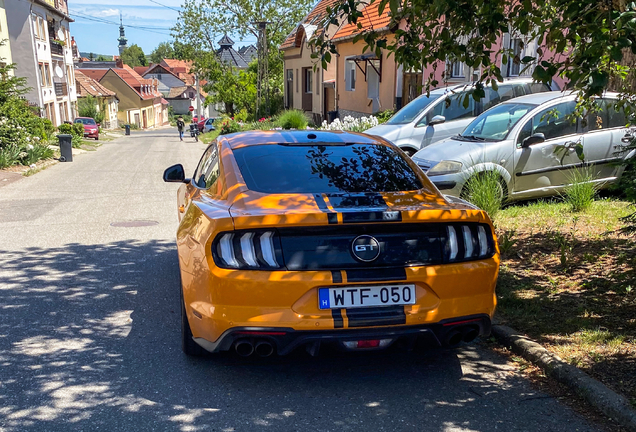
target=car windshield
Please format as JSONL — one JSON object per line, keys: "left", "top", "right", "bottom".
{"left": 75, "top": 118, "right": 96, "bottom": 125}
{"left": 460, "top": 103, "right": 535, "bottom": 141}
{"left": 233, "top": 143, "right": 423, "bottom": 194}
{"left": 385, "top": 93, "right": 442, "bottom": 125}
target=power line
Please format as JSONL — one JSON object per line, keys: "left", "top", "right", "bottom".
{"left": 147, "top": 0, "right": 181, "bottom": 13}
{"left": 69, "top": 10, "right": 174, "bottom": 36}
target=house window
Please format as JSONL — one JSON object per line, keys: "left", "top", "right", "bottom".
{"left": 189, "top": 92, "right": 194, "bottom": 99}
{"left": 450, "top": 60, "right": 465, "bottom": 78}
{"left": 304, "top": 68, "right": 312, "bottom": 94}
{"left": 39, "top": 63, "right": 51, "bottom": 87}
{"left": 345, "top": 60, "right": 356, "bottom": 91}
{"left": 157, "top": 74, "right": 162, "bottom": 80}
{"left": 32, "top": 14, "right": 46, "bottom": 39}
{"left": 508, "top": 38, "right": 524, "bottom": 77}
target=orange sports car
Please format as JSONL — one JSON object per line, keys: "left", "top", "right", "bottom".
{"left": 163, "top": 130, "right": 500, "bottom": 357}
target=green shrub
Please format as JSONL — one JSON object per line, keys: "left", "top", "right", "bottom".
{"left": 0, "top": 145, "right": 20, "bottom": 168}
{"left": 234, "top": 108, "right": 249, "bottom": 123}
{"left": 278, "top": 109, "right": 308, "bottom": 130}
{"left": 563, "top": 168, "right": 597, "bottom": 212}
{"left": 218, "top": 118, "right": 241, "bottom": 135}
{"left": 376, "top": 109, "right": 395, "bottom": 124}
{"left": 462, "top": 170, "right": 506, "bottom": 218}
{"left": 57, "top": 123, "right": 74, "bottom": 135}
{"left": 72, "top": 123, "right": 84, "bottom": 137}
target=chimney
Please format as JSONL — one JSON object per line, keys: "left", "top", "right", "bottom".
{"left": 116, "top": 58, "right": 123, "bottom": 68}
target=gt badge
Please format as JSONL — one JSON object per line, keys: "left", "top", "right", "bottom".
{"left": 351, "top": 235, "right": 381, "bottom": 262}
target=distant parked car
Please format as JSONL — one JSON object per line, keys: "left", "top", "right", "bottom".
{"left": 365, "top": 78, "right": 558, "bottom": 156}
{"left": 74, "top": 117, "right": 99, "bottom": 140}
{"left": 412, "top": 91, "right": 635, "bottom": 201}
{"left": 199, "top": 118, "right": 216, "bottom": 133}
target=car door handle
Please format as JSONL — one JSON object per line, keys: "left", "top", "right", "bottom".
{"left": 622, "top": 134, "right": 634, "bottom": 143}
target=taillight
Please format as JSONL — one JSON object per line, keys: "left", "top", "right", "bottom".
{"left": 445, "top": 224, "right": 494, "bottom": 263}
{"left": 213, "top": 230, "right": 284, "bottom": 270}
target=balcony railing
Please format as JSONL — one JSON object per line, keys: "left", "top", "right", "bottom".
{"left": 50, "top": 41, "right": 64, "bottom": 56}
{"left": 54, "top": 82, "right": 67, "bottom": 96}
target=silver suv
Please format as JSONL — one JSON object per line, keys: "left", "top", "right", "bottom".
{"left": 412, "top": 91, "right": 634, "bottom": 201}
{"left": 365, "top": 78, "right": 558, "bottom": 156}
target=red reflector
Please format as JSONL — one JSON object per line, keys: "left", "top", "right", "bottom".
{"left": 442, "top": 318, "right": 481, "bottom": 327}
{"left": 236, "top": 331, "right": 286, "bottom": 336}
{"left": 357, "top": 340, "right": 380, "bottom": 348}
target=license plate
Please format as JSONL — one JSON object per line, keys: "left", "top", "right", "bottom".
{"left": 318, "top": 284, "right": 416, "bottom": 309}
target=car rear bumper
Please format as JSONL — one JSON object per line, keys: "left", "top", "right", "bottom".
{"left": 193, "top": 314, "right": 492, "bottom": 355}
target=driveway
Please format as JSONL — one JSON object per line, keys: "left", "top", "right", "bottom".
{"left": 0, "top": 129, "right": 601, "bottom": 431}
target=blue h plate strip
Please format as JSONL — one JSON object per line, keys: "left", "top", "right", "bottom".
{"left": 319, "top": 289, "right": 330, "bottom": 309}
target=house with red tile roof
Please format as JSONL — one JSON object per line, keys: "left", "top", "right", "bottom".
{"left": 280, "top": 0, "right": 342, "bottom": 124}
{"left": 282, "top": 1, "right": 549, "bottom": 121}
{"left": 80, "top": 60, "right": 168, "bottom": 128}
{"left": 158, "top": 59, "right": 218, "bottom": 119}
{"left": 75, "top": 70, "right": 119, "bottom": 129}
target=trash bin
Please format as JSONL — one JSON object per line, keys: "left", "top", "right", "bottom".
{"left": 58, "top": 134, "right": 73, "bottom": 162}
{"left": 125, "top": 124, "right": 131, "bottom": 135}
{"left": 327, "top": 110, "right": 338, "bottom": 123}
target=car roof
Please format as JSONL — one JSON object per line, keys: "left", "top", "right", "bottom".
{"left": 428, "top": 77, "right": 541, "bottom": 95}
{"left": 222, "top": 130, "right": 382, "bottom": 149}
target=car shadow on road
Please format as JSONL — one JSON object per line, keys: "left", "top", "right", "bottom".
{"left": 0, "top": 240, "right": 597, "bottom": 432}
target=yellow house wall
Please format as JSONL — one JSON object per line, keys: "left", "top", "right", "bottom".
{"left": 335, "top": 35, "right": 397, "bottom": 116}
{"left": 0, "top": 1, "right": 13, "bottom": 67}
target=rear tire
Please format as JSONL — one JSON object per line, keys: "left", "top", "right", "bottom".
{"left": 181, "top": 287, "right": 205, "bottom": 356}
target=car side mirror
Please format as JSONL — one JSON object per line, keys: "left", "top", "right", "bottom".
{"left": 429, "top": 115, "right": 446, "bottom": 126}
{"left": 522, "top": 133, "right": 545, "bottom": 148}
{"left": 97, "top": 123, "right": 101, "bottom": 127}
{"left": 163, "top": 164, "right": 187, "bottom": 183}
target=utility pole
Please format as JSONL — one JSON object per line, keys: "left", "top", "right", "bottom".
{"left": 195, "top": 73, "right": 201, "bottom": 121}
{"left": 253, "top": 21, "right": 270, "bottom": 118}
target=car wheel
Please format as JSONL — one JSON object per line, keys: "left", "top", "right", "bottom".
{"left": 402, "top": 148, "right": 416, "bottom": 157}
{"left": 95, "top": 136, "right": 99, "bottom": 140}
{"left": 460, "top": 172, "right": 508, "bottom": 203}
{"left": 180, "top": 286, "right": 205, "bottom": 356}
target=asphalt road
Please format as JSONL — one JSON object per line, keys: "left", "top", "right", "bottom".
{"left": 0, "top": 129, "right": 601, "bottom": 432}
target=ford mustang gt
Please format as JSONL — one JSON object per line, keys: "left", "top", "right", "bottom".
{"left": 163, "top": 130, "right": 500, "bottom": 357}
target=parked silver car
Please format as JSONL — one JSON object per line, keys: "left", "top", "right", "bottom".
{"left": 365, "top": 78, "right": 557, "bottom": 156}
{"left": 412, "top": 91, "right": 634, "bottom": 201}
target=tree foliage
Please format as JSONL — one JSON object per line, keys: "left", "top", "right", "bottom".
{"left": 199, "top": 55, "right": 256, "bottom": 116}
{"left": 173, "top": 0, "right": 312, "bottom": 50}
{"left": 312, "top": 0, "right": 636, "bottom": 105}
{"left": 77, "top": 95, "right": 105, "bottom": 124}
{"left": 150, "top": 42, "right": 175, "bottom": 64}
{"left": 120, "top": 44, "right": 147, "bottom": 68}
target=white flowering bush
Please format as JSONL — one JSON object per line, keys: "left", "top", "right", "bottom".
{"left": 320, "top": 115, "right": 379, "bottom": 133}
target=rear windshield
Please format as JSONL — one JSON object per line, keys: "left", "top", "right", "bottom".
{"left": 233, "top": 144, "right": 423, "bottom": 194}
{"left": 74, "top": 118, "right": 96, "bottom": 125}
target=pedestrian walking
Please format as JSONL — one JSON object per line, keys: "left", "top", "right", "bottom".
{"left": 176, "top": 116, "right": 185, "bottom": 141}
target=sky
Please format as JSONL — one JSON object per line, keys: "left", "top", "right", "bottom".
{"left": 69, "top": 0, "right": 257, "bottom": 57}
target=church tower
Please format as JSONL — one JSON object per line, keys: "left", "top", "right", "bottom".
{"left": 118, "top": 14, "right": 128, "bottom": 55}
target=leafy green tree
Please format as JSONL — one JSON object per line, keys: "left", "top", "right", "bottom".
{"left": 88, "top": 52, "right": 95, "bottom": 61}
{"left": 199, "top": 54, "right": 256, "bottom": 117}
{"left": 120, "top": 44, "right": 148, "bottom": 68}
{"left": 312, "top": 0, "right": 636, "bottom": 105}
{"left": 150, "top": 42, "right": 175, "bottom": 64}
{"left": 96, "top": 55, "right": 109, "bottom": 61}
{"left": 77, "top": 95, "right": 105, "bottom": 124}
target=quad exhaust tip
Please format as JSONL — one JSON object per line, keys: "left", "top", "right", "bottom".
{"left": 234, "top": 339, "right": 275, "bottom": 357}
{"left": 234, "top": 340, "right": 254, "bottom": 357}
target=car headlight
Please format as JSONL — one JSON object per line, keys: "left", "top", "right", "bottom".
{"left": 427, "top": 160, "right": 462, "bottom": 176}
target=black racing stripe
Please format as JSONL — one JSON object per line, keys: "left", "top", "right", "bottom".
{"left": 331, "top": 270, "right": 343, "bottom": 284}
{"left": 332, "top": 309, "right": 344, "bottom": 328}
{"left": 325, "top": 193, "right": 388, "bottom": 209}
{"left": 346, "top": 306, "right": 406, "bottom": 328}
{"left": 341, "top": 211, "right": 402, "bottom": 223}
{"left": 327, "top": 213, "right": 338, "bottom": 224}
{"left": 314, "top": 193, "right": 329, "bottom": 210}
{"left": 346, "top": 268, "right": 407, "bottom": 282}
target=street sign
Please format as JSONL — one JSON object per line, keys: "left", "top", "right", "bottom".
{"left": 188, "top": 106, "right": 195, "bottom": 112}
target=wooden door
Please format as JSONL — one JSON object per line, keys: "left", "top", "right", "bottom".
{"left": 302, "top": 67, "right": 312, "bottom": 112}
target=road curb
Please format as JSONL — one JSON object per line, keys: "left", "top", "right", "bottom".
{"left": 491, "top": 324, "right": 636, "bottom": 432}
